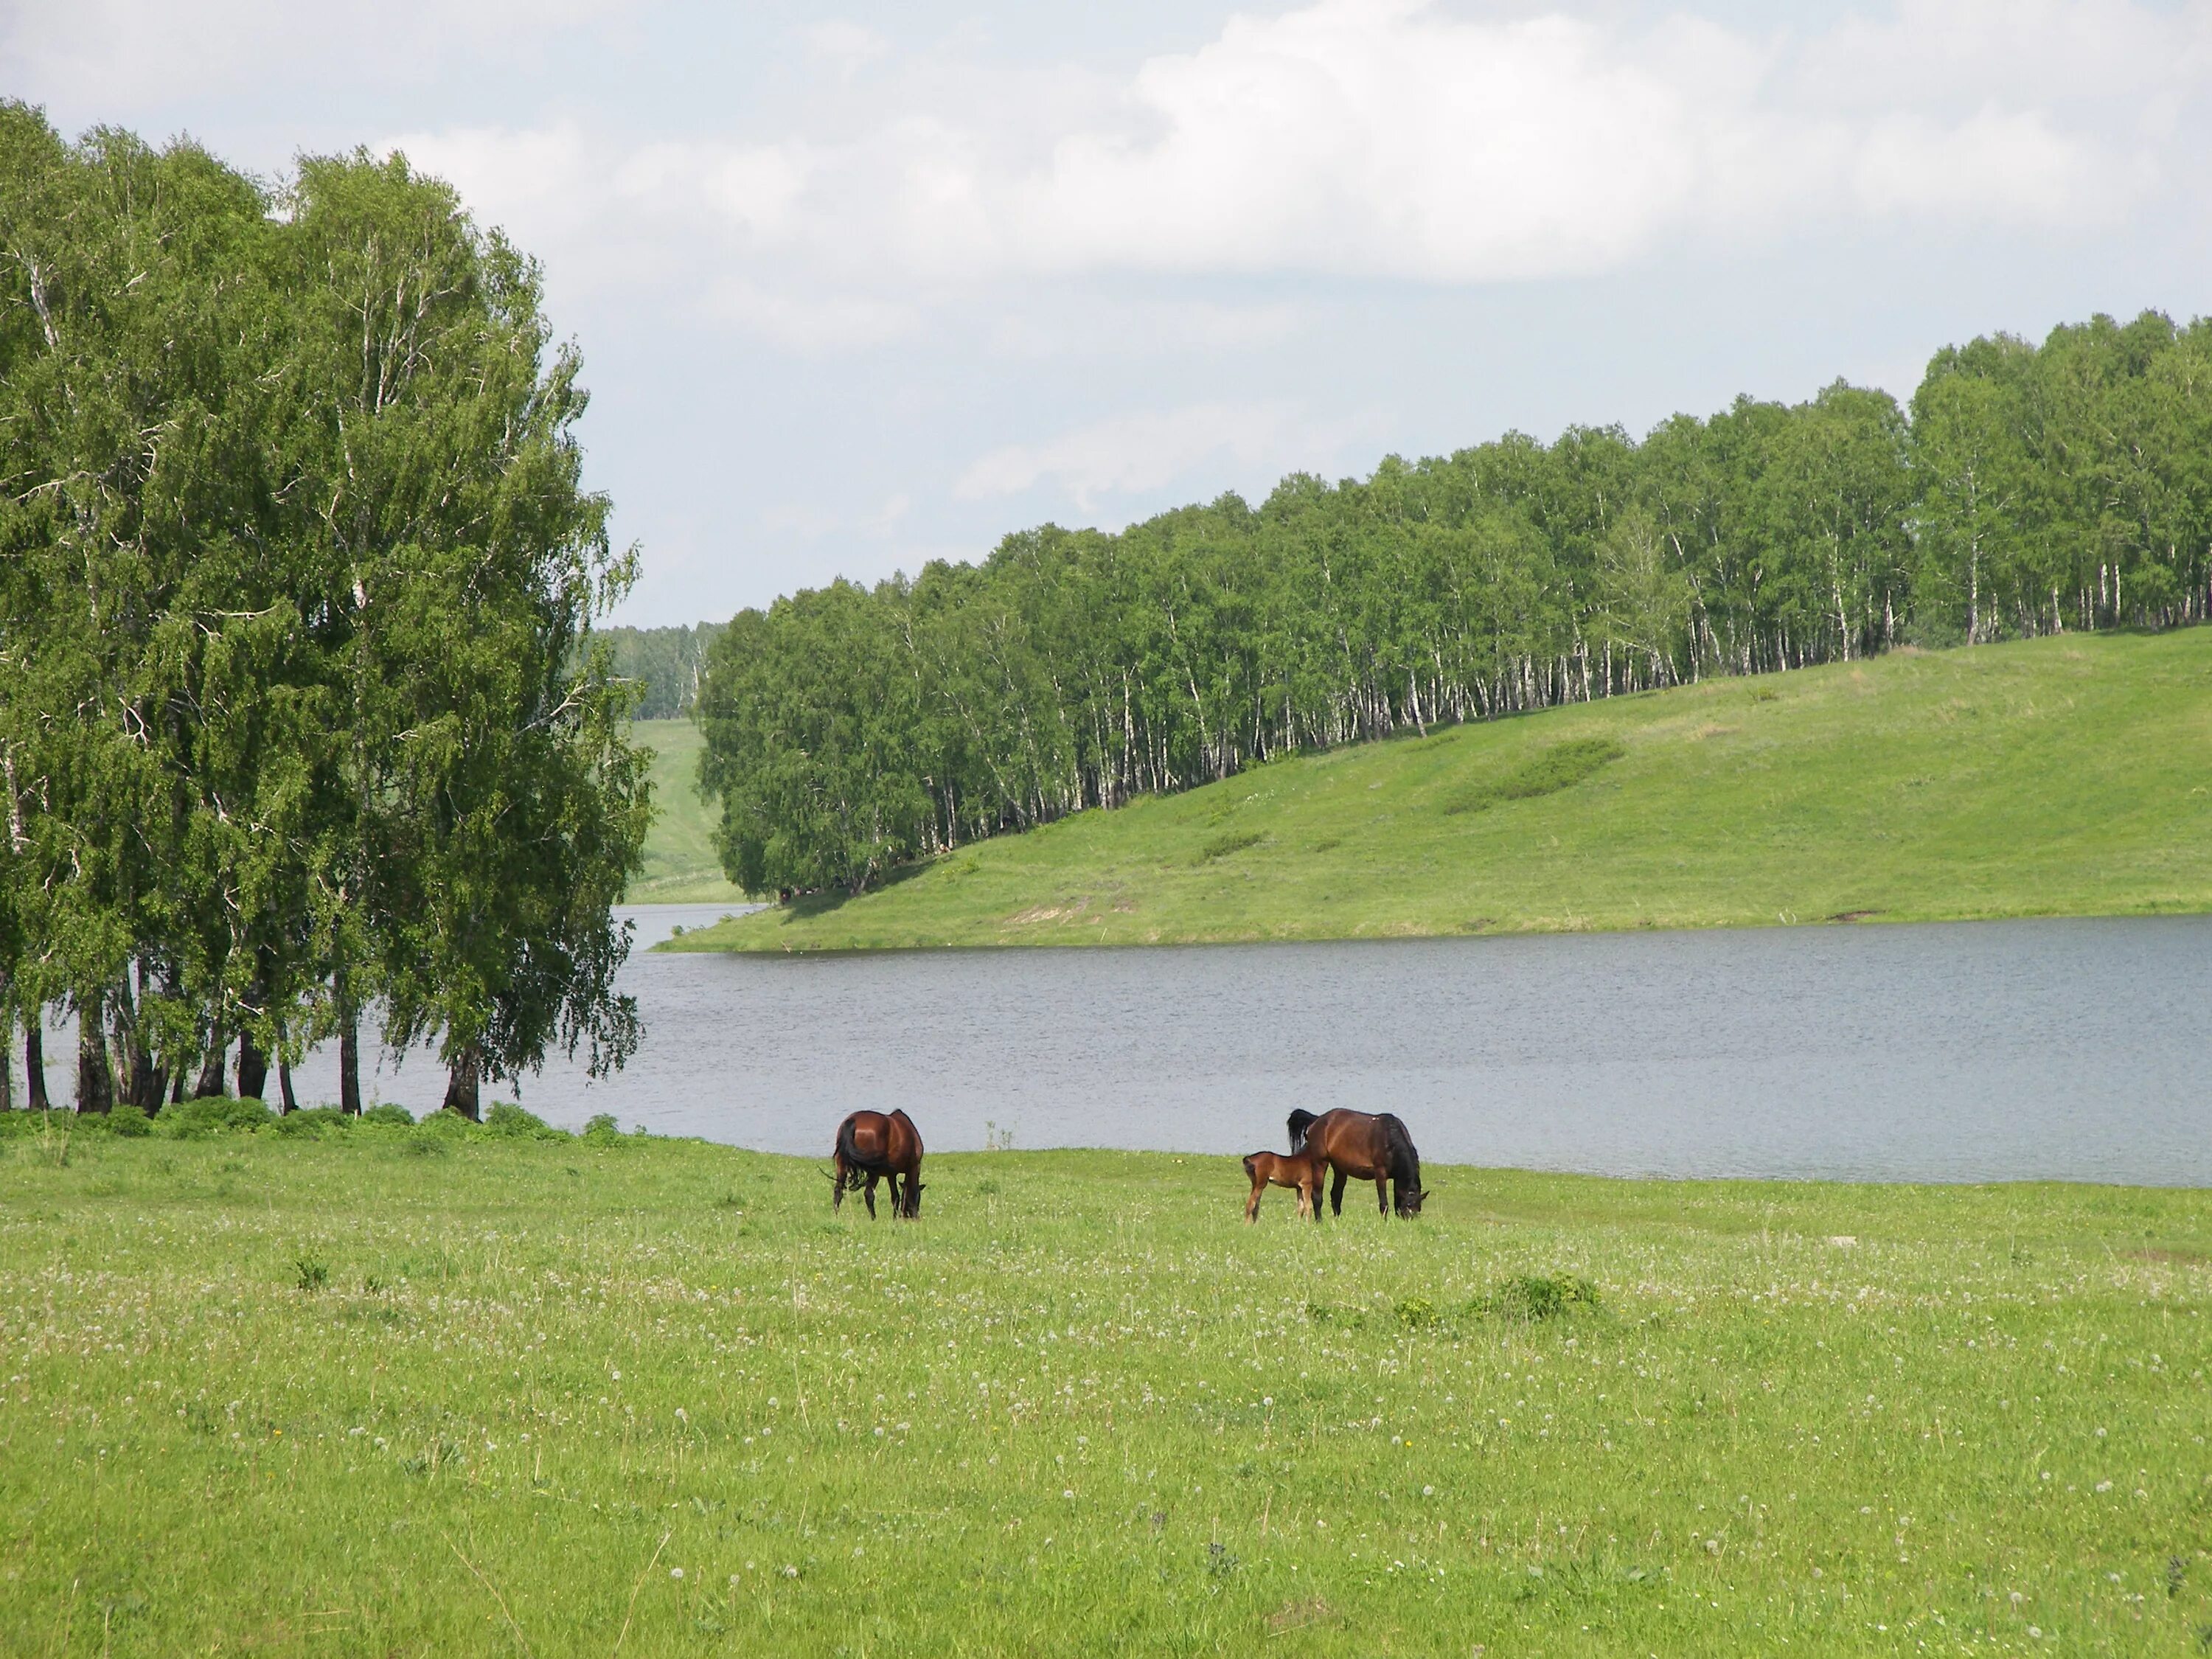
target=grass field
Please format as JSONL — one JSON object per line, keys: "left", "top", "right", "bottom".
{"left": 1, "top": 1120, "right": 2206, "bottom": 1655}
{"left": 629, "top": 717, "right": 748, "bottom": 904}
{"left": 669, "top": 630, "right": 2212, "bottom": 953}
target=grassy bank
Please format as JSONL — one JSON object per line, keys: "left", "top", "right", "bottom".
{"left": 1, "top": 1124, "right": 2205, "bottom": 1655}
{"left": 630, "top": 717, "right": 748, "bottom": 904}
{"left": 670, "top": 630, "right": 2212, "bottom": 952}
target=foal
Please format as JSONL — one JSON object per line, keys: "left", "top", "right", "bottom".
{"left": 1242, "top": 1150, "right": 1325, "bottom": 1222}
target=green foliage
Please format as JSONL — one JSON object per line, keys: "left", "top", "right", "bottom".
{"left": 292, "top": 1256, "right": 330, "bottom": 1293}
{"left": 1391, "top": 1294, "right": 1441, "bottom": 1330}
{"left": 595, "top": 624, "right": 725, "bottom": 719}
{"left": 360, "top": 1103, "right": 414, "bottom": 1127}
{"left": 483, "top": 1102, "right": 557, "bottom": 1138}
{"left": 1480, "top": 1272, "right": 1603, "bottom": 1323}
{"left": 677, "top": 630, "right": 2212, "bottom": 950}
{"left": 156, "top": 1097, "right": 277, "bottom": 1139}
{"left": 0, "top": 105, "right": 647, "bottom": 1119}
{"left": 1, "top": 1138, "right": 2205, "bottom": 1655}
{"left": 272, "top": 1107, "right": 351, "bottom": 1138}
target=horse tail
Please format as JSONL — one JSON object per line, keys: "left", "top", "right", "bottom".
{"left": 1287, "top": 1109, "right": 1318, "bottom": 1154}
{"left": 834, "top": 1116, "right": 866, "bottom": 1190}
{"left": 1378, "top": 1113, "right": 1421, "bottom": 1191}
{"left": 1242, "top": 1154, "right": 1259, "bottom": 1181}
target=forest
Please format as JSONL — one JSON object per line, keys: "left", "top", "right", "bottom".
{"left": 598, "top": 622, "right": 723, "bottom": 718}
{"left": 698, "top": 313, "right": 2212, "bottom": 895}
{"left": 0, "top": 108, "right": 648, "bottom": 1117}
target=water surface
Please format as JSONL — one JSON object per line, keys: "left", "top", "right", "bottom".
{"left": 251, "top": 909, "right": 2212, "bottom": 1185}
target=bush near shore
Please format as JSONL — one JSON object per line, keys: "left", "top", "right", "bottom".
{"left": 0, "top": 1134, "right": 2205, "bottom": 1655}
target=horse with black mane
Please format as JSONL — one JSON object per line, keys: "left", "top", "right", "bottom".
{"left": 1287, "top": 1107, "right": 1427, "bottom": 1218}
{"left": 830, "top": 1108, "right": 925, "bottom": 1218}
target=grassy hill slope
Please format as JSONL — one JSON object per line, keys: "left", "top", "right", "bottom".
{"left": 628, "top": 717, "right": 748, "bottom": 903}
{"left": 671, "top": 630, "right": 2212, "bottom": 952}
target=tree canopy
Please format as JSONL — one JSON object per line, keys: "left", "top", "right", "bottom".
{"left": 0, "top": 106, "right": 648, "bottom": 1117}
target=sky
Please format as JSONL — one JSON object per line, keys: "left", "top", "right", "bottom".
{"left": 5, "top": 0, "right": 2211, "bottom": 625}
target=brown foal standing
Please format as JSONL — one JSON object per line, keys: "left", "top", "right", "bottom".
{"left": 1242, "top": 1150, "right": 1325, "bottom": 1222}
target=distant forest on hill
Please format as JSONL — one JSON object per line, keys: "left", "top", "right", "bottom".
{"left": 599, "top": 622, "right": 723, "bottom": 718}
{"left": 696, "top": 310, "right": 2212, "bottom": 896}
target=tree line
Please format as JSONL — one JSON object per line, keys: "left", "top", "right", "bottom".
{"left": 698, "top": 312, "right": 2212, "bottom": 896}
{"left": 598, "top": 623, "right": 724, "bottom": 719}
{"left": 0, "top": 107, "right": 649, "bottom": 1117}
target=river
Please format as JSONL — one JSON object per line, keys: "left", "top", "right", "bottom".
{"left": 164, "top": 907, "right": 2211, "bottom": 1185}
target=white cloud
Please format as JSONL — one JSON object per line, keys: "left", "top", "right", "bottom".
{"left": 367, "top": 0, "right": 2207, "bottom": 338}
{"left": 973, "top": 0, "right": 2175, "bottom": 280}
{"left": 1, "top": 0, "right": 635, "bottom": 106}
{"left": 803, "top": 19, "right": 890, "bottom": 72}
{"left": 954, "top": 401, "right": 1381, "bottom": 512}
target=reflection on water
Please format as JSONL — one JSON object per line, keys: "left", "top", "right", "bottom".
{"left": 25, "top": 909, "right": 2212, "bottom": 1185}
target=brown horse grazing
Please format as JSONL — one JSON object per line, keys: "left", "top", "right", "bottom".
{"left": 1287, "top": 1108, "right": 1427, "bottom": 1218}
{"left": 1242, "top": 1150, "right": 1326, "bottom": 1222}
{"left": 830, "top": 1108, "right": 925, "bottom": 1218}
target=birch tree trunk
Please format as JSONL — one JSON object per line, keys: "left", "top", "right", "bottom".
{"left": 26, "top": 1023, "right": 49, "bottom": 1110}
{"left": 236, "top": 1032, "right": 268, "bottom": 1103}
{"left": 443, "top": 1043, "right": 482, "bottom": 1121}
{"left": 75, "top": 989, "right": 113, "bottom": 1113}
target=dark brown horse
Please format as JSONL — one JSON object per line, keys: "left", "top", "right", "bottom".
{"left": 1242, "top": 1149, "right": 1326, "bottom": 1222}
{"left": 830, "top": 1108, "right": 925, "bottom": 1218}
{"left": 1287, "top": 1108, "right": 1427, "bottom": 1218}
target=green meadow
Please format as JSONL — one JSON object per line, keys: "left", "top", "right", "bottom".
{"left": 629, "top": 718, "right": 748, "bottom": 904}
{"left": 668, "top": 630, "right": 2212, "bottom": 953}
{"left": 1, "top": 1119, "right": 2206, "bottom": 1655}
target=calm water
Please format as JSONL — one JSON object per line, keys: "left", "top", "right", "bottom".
{"left": 29, "top": 909, "right": 2212, "bottom": 1184}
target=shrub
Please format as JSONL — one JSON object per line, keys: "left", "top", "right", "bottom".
{"left": 1482, "top": 1273, "right": 1602, "bottom": 1323}
{"left": 582, "top": 1113, "right": 623, "bottom": 1144}
{"left": 361, "top": 1103, "right": 414, "bottom": 1127}
{"left": 273, "top": 1107, "right": 349, "bottom": 1137}
{"left": 484, "top": 1102, "right": 558, "bottom": 1138}
{"left": 1393, "top": 1295, "right": 1441, "bottom": 1331}
{"left": 156, "top": 1097, "right": 277, "bottom": 1139}
{"left": 105, "top": 1107, "right": 154, "bottom": 1138}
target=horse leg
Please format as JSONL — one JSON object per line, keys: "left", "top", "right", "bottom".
{"left": 883, "top": 1172, "right": 902, "bottom": 1216}
{"left": 1245, "top": 1174, "right": 1265, "bottom": 1222}
{"left": 863, "top": 1172, "right": 879, "bottom": 1219}
{"left": 832, "top": 1155, "right": 846, "bottom": 1213}
{"left": 1375, "top": 1175, "right": 1390, "bottom": 1217}
{"left": 1329, "top": 1168, "right": 1347, "bottom": 1217}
